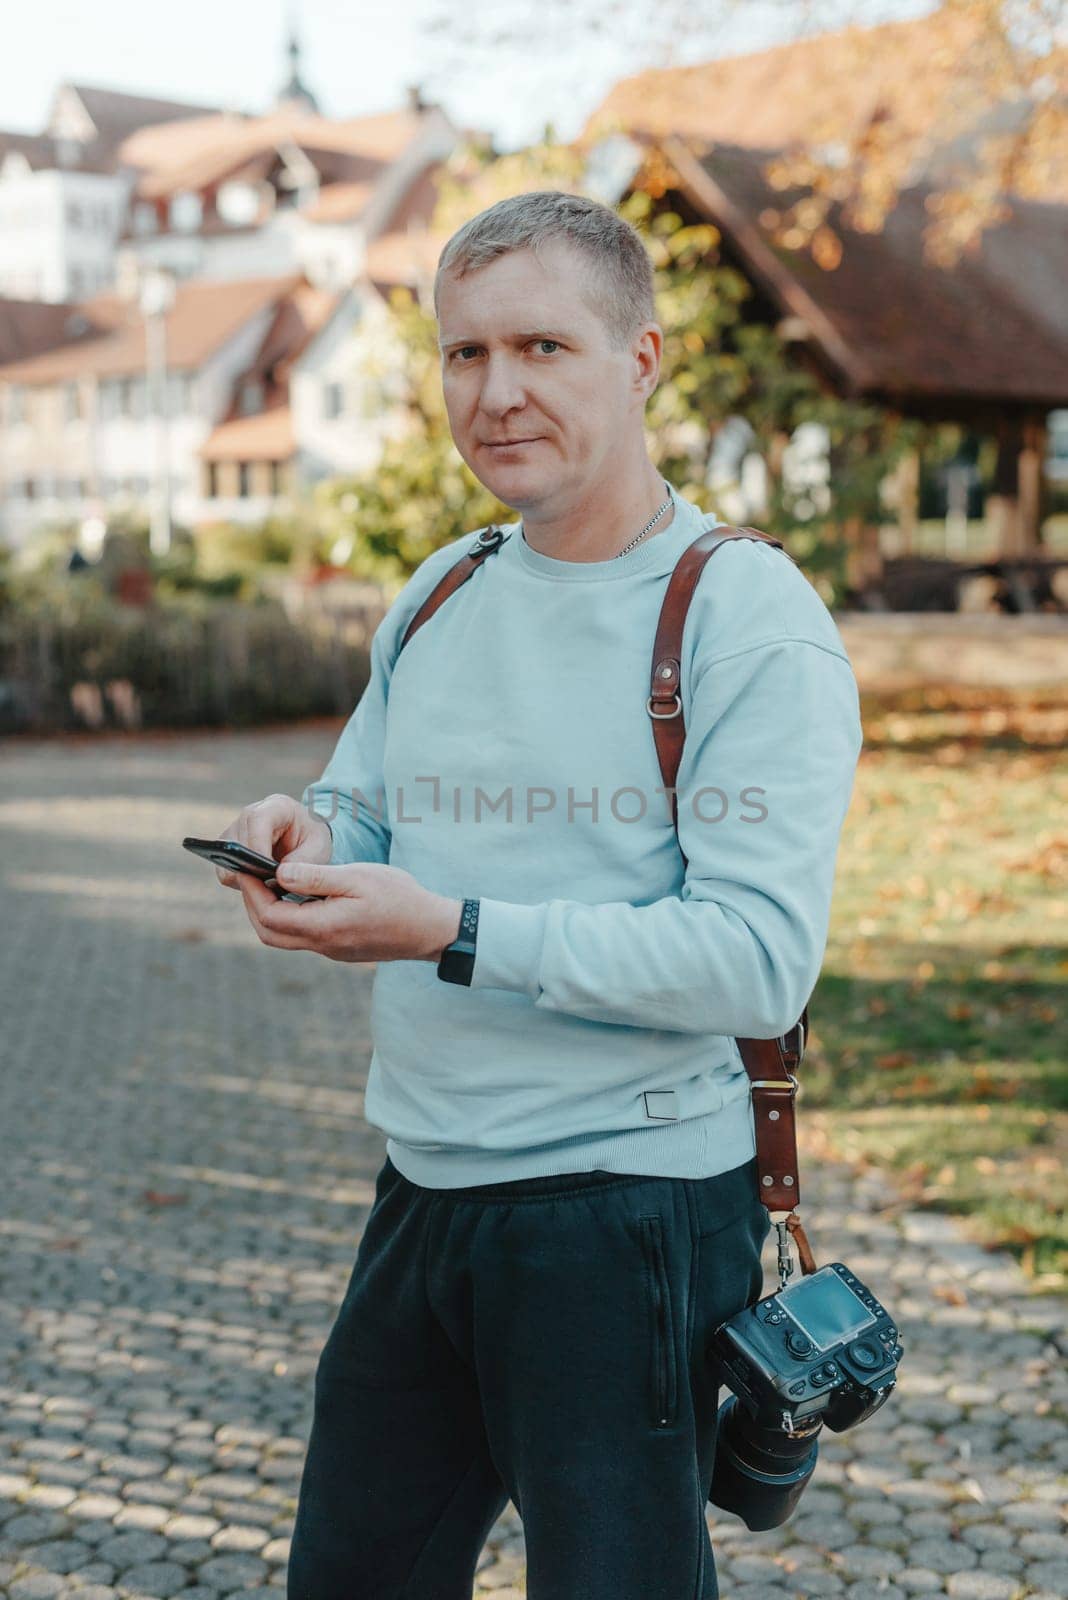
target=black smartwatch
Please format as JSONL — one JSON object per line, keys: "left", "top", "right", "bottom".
{"left": 436, "top": 897, "right": 480, "bottom": 986}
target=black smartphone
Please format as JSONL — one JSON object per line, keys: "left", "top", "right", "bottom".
{"left": 182, "top": 837, "right": 325, "bottom": 903}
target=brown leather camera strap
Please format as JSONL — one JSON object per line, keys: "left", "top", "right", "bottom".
{"left": 397, "top": 516, "right": 814, "bottom": 1259}
{"left": 400, "top": 524, "right": 509, "bottom": 650}
{"left": 648, "top": 523, "right": 814, "bottom": 1261}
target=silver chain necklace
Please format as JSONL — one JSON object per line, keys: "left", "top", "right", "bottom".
{"left": 520, "top": 484, "right": 674, "bottom": 559}
{"left": 615, "top": 485, "right": 673, "bottom": 557}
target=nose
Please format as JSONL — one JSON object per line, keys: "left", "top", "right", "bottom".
{"left": 476, "top": 353, "right": 529, "bottom": 420}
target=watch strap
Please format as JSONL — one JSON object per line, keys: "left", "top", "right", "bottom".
{"left": 437, "top": 897, "right": 480, "bottom": 986}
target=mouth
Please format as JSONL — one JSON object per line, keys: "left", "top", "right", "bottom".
{"left": 482, "top": 438, "right": 541, "bottom": 450}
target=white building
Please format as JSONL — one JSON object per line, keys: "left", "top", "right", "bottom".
{"left": 0, "top": 84, "right": 223, "bottom": 303}
{"left": 0, "top": 243, "right": 435, "bottom": 545}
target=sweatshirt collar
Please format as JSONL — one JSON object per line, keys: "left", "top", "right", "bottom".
{"left": 509, "top": 481, "right": 723, "bottom": 581}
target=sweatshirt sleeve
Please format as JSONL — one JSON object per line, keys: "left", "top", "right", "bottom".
{"left": 469, "top": 633, "right": 864, "bottom": 1037}
{"left": 302, "top": 542, "right": 469, "bottom": 867}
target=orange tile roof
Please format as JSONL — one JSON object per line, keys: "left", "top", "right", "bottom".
{"left": 300, "top": 180, "right": 376, "bottom": 223}
{"left": 199, "top": 404, "right": 295, "bottom": 462}
{"left": 364, "top": 226, "right": 448, "bottom": 287}
{"left": 0, "top": 274, "right": 301, "bottom": 385}
{"left": 230, "top": 282, "right": 343, "bottom": 390}
{"left": 122, "top": 106, "right": 425, "bottom": 199}
{"left": 0, "top": 299, "right": 90, "bottom": 365}
{"left": 665, "top": 138, "right": 1068, "bottom": 406}
{"left": 581, "top": 8, "right": 1002, "bottom": 164}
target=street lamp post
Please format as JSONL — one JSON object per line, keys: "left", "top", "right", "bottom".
{"left": 140, "top": 268, "right": 176, "bottom": 558}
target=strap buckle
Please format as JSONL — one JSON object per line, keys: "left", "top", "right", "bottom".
{"left": 647, "top": 693, "right": 682, "bottom": 719}
{"left": 751, "top": 1072, "right": 799, "bottom": 1093}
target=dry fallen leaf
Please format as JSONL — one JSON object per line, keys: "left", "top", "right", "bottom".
{"left": 931, "top": 1284, "right": 968, "bottom": 1305}
{"left": 142, "top": 1190, "right": 188, "bottom": 1207}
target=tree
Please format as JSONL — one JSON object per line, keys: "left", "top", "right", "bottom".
{"left": 419, "top": 0, "right": 1066, "bottom": 268}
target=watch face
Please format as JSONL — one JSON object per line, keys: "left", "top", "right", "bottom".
{"left": 438, "top": 946, "right": 476, "bottom": 985}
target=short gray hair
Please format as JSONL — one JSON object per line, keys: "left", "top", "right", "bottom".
{"left": 433, "top": 189, "right": 656, "bottom": 352}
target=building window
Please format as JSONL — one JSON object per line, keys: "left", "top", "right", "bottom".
{"left": 133, "top": 202, "right": 158, "bottom": 236}
{"left": 97, "top": 379, "right": 119, "bottom": 419}
{"left": 217, "top": 181, "right": 260, "bottom": 225}
{"left": 117, "top": 377, "right": 147, "bottom": 419}
{"left": 169, "top": 191, "right": 203, "bottom": 232}
{"left": 239, "top": 381, "right": 263, "bottom": 416}
{"left": 269, "top": 460, "right": 284, "bottom": 495}
{"left": 169, "top": 372, "right": 195, "bottom": 414}
{"left": 206, "top": 462, "right": 219, "bottom": 497}
{"left": 322, "top": 380, "right": 344, "bottom": 420}
{"left": 238, "top": 462, "right": 250, "bottom": 497}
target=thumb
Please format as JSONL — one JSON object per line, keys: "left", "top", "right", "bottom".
{"left": 274, "top": 861, "right": 343, "bottom": 895}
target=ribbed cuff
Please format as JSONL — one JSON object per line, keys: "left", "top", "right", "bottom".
{"left": 470, "top": 898, "right": 548, "bottom": 997}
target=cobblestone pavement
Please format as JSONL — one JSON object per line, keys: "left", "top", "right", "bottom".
{"left": 1, "top": 725, "right": 1064, "bottom": 1600}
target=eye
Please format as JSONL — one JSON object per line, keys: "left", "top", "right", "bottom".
{"left": 533, "top": 339, "right": 560, "bottom": 355}
{"left": 450, "top": 346, "right": 479, "bottom": 362}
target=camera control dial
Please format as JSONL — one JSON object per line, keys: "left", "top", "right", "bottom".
{"left": 849, "top": 1339, "right": 883, "bottom": 1369}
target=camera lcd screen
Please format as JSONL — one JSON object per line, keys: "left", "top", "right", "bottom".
{"left": 778, "top": 1269, "right": 874, "bottom": 1352}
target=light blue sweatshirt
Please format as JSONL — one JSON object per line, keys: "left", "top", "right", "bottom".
{"left": 304, "top": 480, "right": 863, "bottom": 1186}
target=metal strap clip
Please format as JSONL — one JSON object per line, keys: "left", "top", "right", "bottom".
{"left": 778, "top": 1016, "right": 806, "bottom": 1067}
{"left": 469, "top": 525, "right": 505, "bottom": 556}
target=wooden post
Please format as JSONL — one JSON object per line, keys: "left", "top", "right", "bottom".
{"left": 843, "top": 514, "right": 884, "bottom": 593}
{"left": 1019, "top": 413, "right": 1047, "bottom": 550}
{"left": 988, "top": 413, "right": 1023, "bottom": 557}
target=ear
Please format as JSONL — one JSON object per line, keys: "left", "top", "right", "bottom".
{"left": 633, "top": 323, "right": 662, "bottom": 401}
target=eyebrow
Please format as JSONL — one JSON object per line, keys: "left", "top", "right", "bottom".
{"left": 438, "top": 329, "right": 576, "bottom": 353}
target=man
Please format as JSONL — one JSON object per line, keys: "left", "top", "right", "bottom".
{"left": 217, "top": 190, "right": 863, "bottom": 1600}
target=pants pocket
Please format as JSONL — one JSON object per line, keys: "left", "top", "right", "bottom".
{"left": 638, "top": 1215, "right": 678, "bottom": 1429}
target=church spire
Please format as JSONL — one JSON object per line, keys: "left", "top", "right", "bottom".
{"left": 276, "top": 6, "right": 319, "bottom": 114}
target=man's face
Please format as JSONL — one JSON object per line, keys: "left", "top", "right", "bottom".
{"left": 436, "top": 238, "right": 659, "bottom": 512}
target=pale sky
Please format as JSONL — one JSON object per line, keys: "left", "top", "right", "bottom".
{"left": 1, "top": 0, "right": 930, "bottom": 153}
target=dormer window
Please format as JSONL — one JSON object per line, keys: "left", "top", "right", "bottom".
{"left": 217, "top": 181, "right": 260, "bottom": 225}
{"left": 239, "top": 381, "right": 264, "bottom": 416}
{"left": 170, "top": 191, "right": 203, "bottom": 232}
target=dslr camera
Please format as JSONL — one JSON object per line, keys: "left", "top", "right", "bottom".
{"left": 707, "top": 1259, "right": 904, "bottom": 1530}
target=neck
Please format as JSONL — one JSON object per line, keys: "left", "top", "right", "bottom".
{"left": 518, "top": 461, "right": 675, "bottom": 562}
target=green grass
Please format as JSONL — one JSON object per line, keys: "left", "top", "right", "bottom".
{"left": 877, "top": 512, "right": 1068, "bottom": 559}
{"left": 804, "top": 684, "right": 1068, "bottom": 1293}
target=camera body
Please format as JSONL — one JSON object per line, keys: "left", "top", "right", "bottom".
{"left": 710, "top": 1260, "right": 902, "bottom": 1432}
{"left": 706, "top": 1262, "right": 904, "bottom": 1530}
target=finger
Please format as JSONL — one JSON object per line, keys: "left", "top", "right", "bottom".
{"left": 239, "top": 875, "right": 315, "bottom": 948}
{"left": 244, "top": 794, "right": 298, "bottom": 861}
{"left": 214, "top": 865, "right": 241, "bottom": 890}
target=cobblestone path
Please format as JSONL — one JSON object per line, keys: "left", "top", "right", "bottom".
{"left": 1, "top": 727, "right": 1063, "bottom": 1600}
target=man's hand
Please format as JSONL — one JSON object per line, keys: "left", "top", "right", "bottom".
{"left": 235, "top": 860, "right": 464, "bottom": 965}
{"left": 214, "top": 793, "right": 333, "bottom": 889}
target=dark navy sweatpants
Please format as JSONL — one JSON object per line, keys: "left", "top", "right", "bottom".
{"left": 287, "top": 1151, "right": 772, "bottom": 1600}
